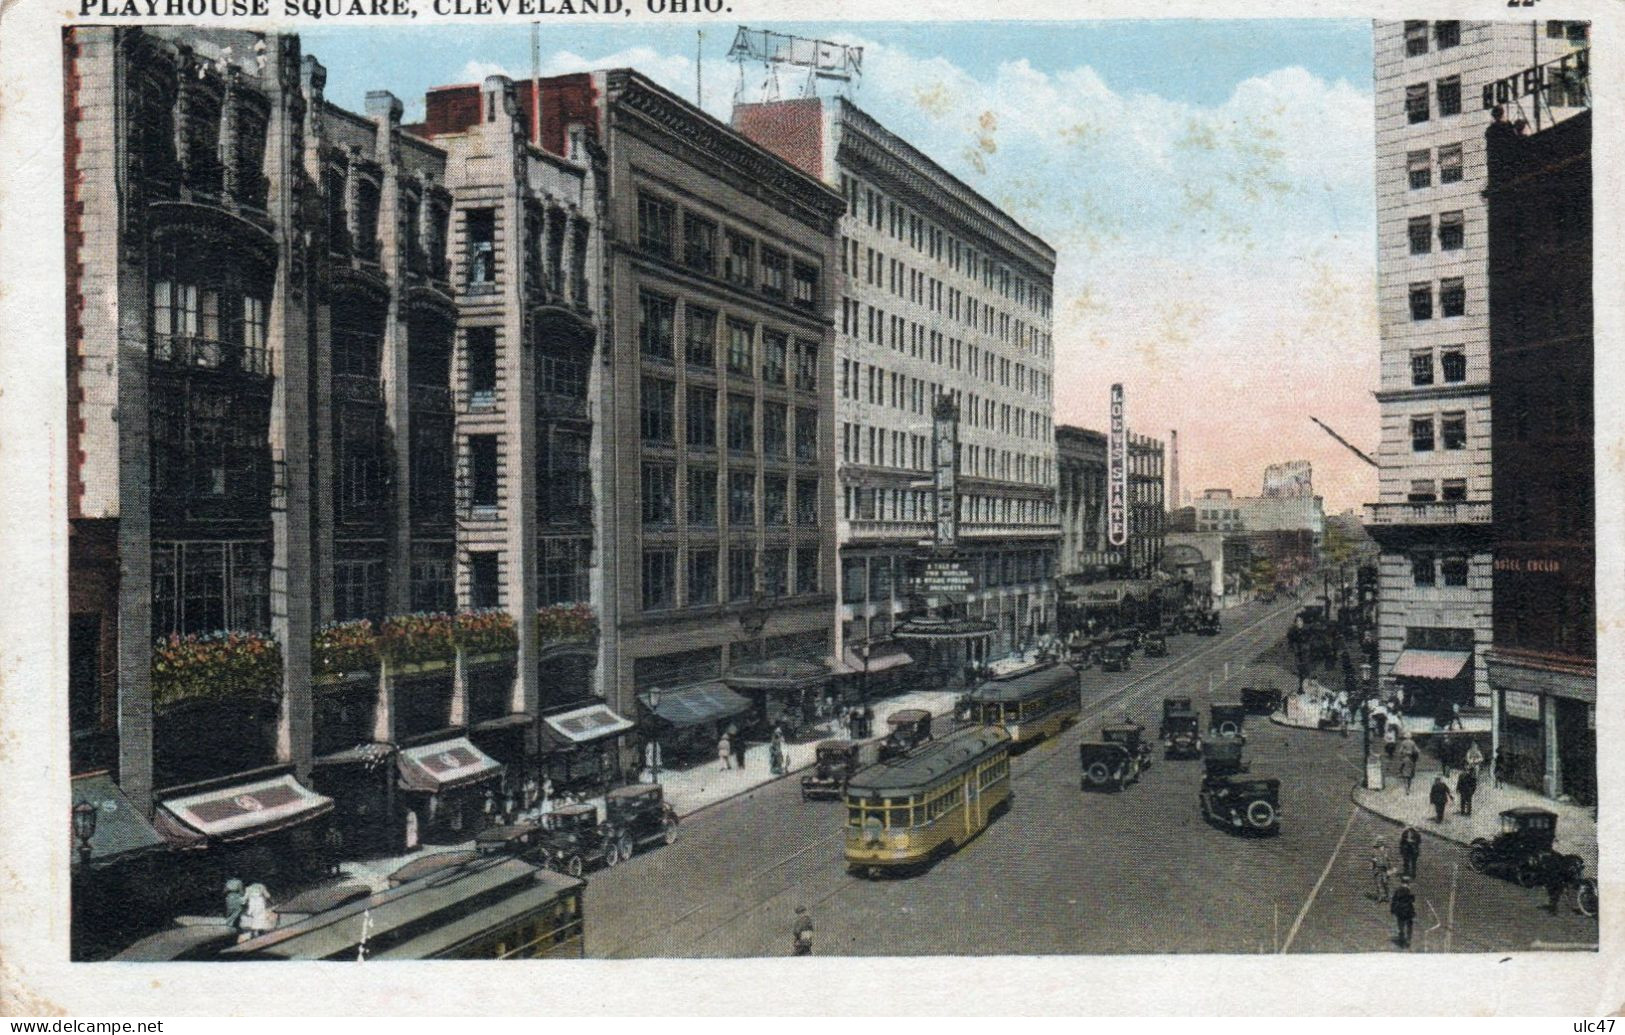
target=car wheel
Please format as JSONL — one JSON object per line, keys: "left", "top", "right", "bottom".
{"left": 1246, "top": 800, "right": 1276, "bottom": 830}
{"left": 1577, "top": 879, "right": 1599, "bottom": 918}
{"left": 663, "top": 819, "right": 679, "bottom": 846}
{"left": 1563, "top": 854, "right": 1586, "bottom": 882}
{"left": 604, "top": 841, "right": 621, "bottom": 868}
{"left": 1516, "top": 860, "right": 1542, "bottom": 889}
{"left": 619, "top": 832, "right": 634, "bottom": 860}
{"left": 1218, "top": 721, "right": 1240, "bottom": 737}
{"left": 1468, "top": 842, "right": 1491, "bottom": 874}
{"left": 1086, "top": 762, "right": 1110, "bottom": 786}
{"left": 566, "top": 854, "right": 584, "bottom": 878}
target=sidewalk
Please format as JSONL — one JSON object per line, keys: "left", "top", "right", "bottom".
{"left": 1353, "top": 760, "right": 1598, "bottom": 874}
{"left": 336, "top": 687, "right": 961, "bottom": 893}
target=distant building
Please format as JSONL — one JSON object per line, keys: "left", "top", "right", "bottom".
{"left": 1262, "top": 460, "right": 1314, "bottom": 498}
{"left": 1055, "top": 426, "right": 1110, "bottom": 578}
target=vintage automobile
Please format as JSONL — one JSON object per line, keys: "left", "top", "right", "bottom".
{"left": 1195, "top": 611, "right": 1222, "bottom": 636}
{"left": 1143, "top": 630, "right": 1169, "bottom": 658}
{"left": 1239, "top": 685, "right": 1283, "bottom": 715}
{"left": 1208, "top": 703, "right": 1247, "bottom": 738}
{"left": 1100, "top": 639, "right": 1135, "bottom": 672}
{"left": 1079, "top": 741, "right": 1140, "bottom": 791}
{"left": 800, "top": 738, "right": 883, "bottom": 800}
{"left": 1159, "top": 696, "right": 1197, "bottom": 739}
{"left": 1467, "top": 807, "right": 1585, "bottom": 887}
{"left": 881, "top": 708, "right": 935, "bottom": 761}
{"left": 534, "top": 803, "right": 625, "bottom": 877}
{"left": 1199, "top": 774, "right": 1282, "bottom": 835}
{"left": 474, "top": 821, "right": 544, "bottom": 857}
{"left": 1163, "top": 713, "right": 1203, "bottom": 759}
{"left": 1201, "top": 735, "right": 1249, "bottom": 777}
{"left": 1101, "top": 722, "right": 1153, "bottom": 771}
{"left": 604, "top": 783, "right": 681, "bottom": 856}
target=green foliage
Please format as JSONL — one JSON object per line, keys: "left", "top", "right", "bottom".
{"left": 151, "top": 631, "right": 283, "bottom": 711}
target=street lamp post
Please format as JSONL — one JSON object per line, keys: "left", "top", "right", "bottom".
{"left": 857, "top": 640, "right": 873, "bottom": 729}
{"left": 72, "top": 800, "right": 98, "bottom": 868}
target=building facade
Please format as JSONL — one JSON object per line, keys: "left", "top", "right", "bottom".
{"left": 1364, "top": 19, "right": 1588, "bottom": 718}
{"left": 1485, "top": 108, "right": 1593, "bottom": 803}
{"left": 1125, "top": 433, "right": 1167, "bottom": 579}
{"left": 65, "top": 26, "right": 606, "bottom": 937}
{"left": 1056, "top": 425, "right": 1110, "bottom": 578}
{"left": 734, "top": 97, "right": 1060, "bottom": 670}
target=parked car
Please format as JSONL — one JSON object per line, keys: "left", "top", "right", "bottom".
{"left": 1101, "top": 639, "right": 1135, "bottom": 672}
{"left": 1159, "top": 696, "right": 1197, "bottom": 739}
{"left": 1199, "top": 774, "right": 1282, "bottom": 835}
{"left": 1143, "top": 631, "right": 1169, "bottom": 658}
{"left": 1239, "top": 685, "right": 1282, "bottom": 715}
{"left": 881, "top": 708, "right": 935, "bottom": 761}
{"left": 1163, "top": 713, "right": 1203, "bottom": 759}
{"left": 604, "top": 783, "right": 680, "bottom": 857}
{"left": 474, "top": 822, "right": 544, "bottom": 857}
{"left": 1208, "top": 703, "right": 1247, "bottom": 738}
{"left": 801, "top": 739, "right": 882, "bottom": 800}
{"left": 1079, "top": 741, "right": 1140, "bottom": 791}
{"left": 1201, "top": 735, "right": 1249, "bottom": 778}
{"left": 534, "top": 803, "right": 625, "bottom": 877}
{"left": 1467, "top": 807, "right": 1585, "bottom": 887}
{"left": 1101, "top": 722, "right": 1153, "bottom": 771}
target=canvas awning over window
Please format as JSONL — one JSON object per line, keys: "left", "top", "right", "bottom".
{"left": 71, "top": 772, "right": 166, "bottom": 867}
{"left": 1392, "top": 649, "right": 1471, "bottom": 681}
{"left": 825, "top": 645, "right": 915, "bottom": 676}
{"left": 541, "top": 702, "right": 634, "bottom": 749}
{"left": 638, "top": 682, "right": 751, "bottom": 728}
{"left": 156, "top": 774, "right": 333, "bottom": 847}
{"left": 396, "top": 738, "right": 503, "bottom": 794}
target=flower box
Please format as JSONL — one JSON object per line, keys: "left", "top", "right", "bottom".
{"left": 151, "top": 630, "right": 284, "bottom": 712}
{"left": 464, "top": 650, "right": 518, "bottom": 668}
{"left": 537, "top": 603, "right": 597, "bottom": 645}
{"left": 378, "top": 613, "right": 458, "bottom": 667}
{"left": 454, "top": 609, "right": 518, "bottom": 656}
{"left": 313, "top": 619, "right": 379, "bottom": 678}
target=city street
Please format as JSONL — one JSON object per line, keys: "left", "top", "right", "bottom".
{"left": 582, "top": 597, "right": 1598, "bottom": 958}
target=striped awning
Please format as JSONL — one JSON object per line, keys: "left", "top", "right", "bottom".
{"left": 1392, "top": 649, "right": 1471, "bottom": 681}
{"left": 396, "top": 738, "right": 503, "bottom": 794}
{"left": 157, "top": 774, "right": 333, "bottom": 847}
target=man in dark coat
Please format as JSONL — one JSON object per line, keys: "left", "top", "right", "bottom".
{"left": 1398, "top": 825, "right": 1422, "bottom": 878}
{"left": 1390, "top": 876, "right": 1417, "bottom": 948}
{"left": 1456, "top": 767, "right": 1478, "bottom": 817}
{"left": 1428, "top": 775, "right": 1453, "bottom": 823}
{"left": 733, "top": 728, "right": 748, "bottom": 770}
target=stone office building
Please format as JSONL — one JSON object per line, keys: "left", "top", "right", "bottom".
{"left": 65, "top": 25, "right": 604, "bottom": 933}
{"left": 734, "top": 97, "right": 1060, "bottom": 671}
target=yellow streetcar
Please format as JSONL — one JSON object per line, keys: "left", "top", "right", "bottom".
{"left": 844, "top": 726, "right": 1012, "bottom": 876}
{"left": 964, "top": 661, "right": 1081, "bottom": 747}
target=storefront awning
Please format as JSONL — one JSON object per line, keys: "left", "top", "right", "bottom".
{"left": 1392, "top": 649, "right": 1471, "bottom": 681}
{"left": 638, "top": 681, "right": 752, "bottom": 728}
{"left": 396, "top": 737, "right": 504, "bottom": 794}
{"left": 541, "top": 702, "right": 634, "bottom": 748}
{"left": 724, "top": 656, "right": 833, "bottom": 691}
{"left": 71, "top": 772, "right": 166, "bottom": 868}
{"left": 893, "top": 615, "right": 997, "bottom": 641}
{"left": 156, "top": 774, "right": 333, "bottom": 847}
{"left": 826, "top": 645, "right": 915, "bottom": 676}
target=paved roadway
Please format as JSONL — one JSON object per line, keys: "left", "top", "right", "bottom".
{"left": 582, "top": 598, "right": 1599, "bottom": 957}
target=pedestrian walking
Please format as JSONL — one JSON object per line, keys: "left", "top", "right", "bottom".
{"left": 1440, "top": 734, "right": 1454, "bottom": 780}
{"left": 1457, "top": 767, "right": 1478, "bottom": 817}
{"left": 1398, "top": 825, "right": 1421, "bottom": 878}
{"left": 718, "top": 732, "right": 732, "bottom": 771}
{"left": 223, "top": 877, "right": 248, "bottom": 932}
{"left": 1384, "top": 723, "right": 1398, "bottom": 761}
{"left": 733, "top": 728, "right": 748, "bottom": 771}
{"left": 791, "top": 905, "right": 814, "bottom": 956}
{"left": 863, "top": 706, "right": 875, "bottom": 740}
{"left": 1464, "top": 741, "right": 1484, "bottom": 777}
{"left": 1397, "top": 735, "right": 1419, "bottom": 794}
{"left": 240, "top": 882, "right": 278, "bottom": 942}
{"left": 1370, "top": 839, "right": 1393, "bottom": 902}
{"left": 1429, "top": 775, "right": 1454, "bottom": 823}
{"left": 769, "top": 728, "right": 786, "bottom": 776}
{"left": 1390, "top": 877, "right": 1417, "bottom": 949}
{"left": 1493, "top": 747, "right": 1506, "bottom": 789}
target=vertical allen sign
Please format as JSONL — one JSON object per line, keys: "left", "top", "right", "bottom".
{"left": 1108, "top": 383, "right": 1127, "bottom": 548}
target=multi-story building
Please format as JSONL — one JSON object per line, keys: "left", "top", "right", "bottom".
{"left": 1364, "top": 19, "right": 1588, "bottom": 719}
{"left": 1485, "top": 105, "right": 1593, "bottom": 802}
{"left": 1126, "top": 433, "right": 1167, "bottom": 579}
{"left": 733, "top": 97, "right": 1060, "bottom": 674}
{"left": 422, "top": 73, "right": 845, "bottom": 755}
{"left": 65, "top": 27, "right": 605, "bottom": 950}
{"left": 1056, "top": 425, "right": 1110, "bottom": 578}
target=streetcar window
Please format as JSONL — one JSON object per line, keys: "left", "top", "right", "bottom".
{"left": 847, "top": 806, "right": 862, "bottom": 827}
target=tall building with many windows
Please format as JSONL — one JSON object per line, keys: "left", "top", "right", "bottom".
{"left": 734, "top": 97, "right": 1060, "bottom": 676}
{"left": 1363, "top": 19, "right": 1587, "bottom": 721}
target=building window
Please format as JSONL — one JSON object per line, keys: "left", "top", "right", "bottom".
{"left": 760, "top": 249, "right": 787, "bottom": 298}
{"left": 686, "top": 385, "right": 717, "bottom": 450}
{"left": 1410, "top": 350, "right": 1434, "bottom": 386}
{"left": 540, "top": 353, "right": 587, "bottom": 401}
{"left": 641, "top": 462, "right": 676, "bottom": 526}
{"left": 637, "top": 194, "right": 675, "bottom": 259}
{"left": 764, "top": 475, "right": 788, "bottom": 525}
{"left": 728, "top": 548, "right": 756, "bottom": 602}
{"left": 1441, "top": 348, "right": 1466, "bottom": 383}
{"left": 469, "top": 551, "right": 500, "bottom": 608}
{"left": 1440, "top": 277, "right": 1465, "bottom": 317}
{"left": 1411, "top": 554, "right": 1435, "bottom": 587}
{"left": 1441, "top": 478, "right": 1468, "bottom": 502}
{"left": 1408, "top": 283, "right": 1433, "bottom": 321}
{"left": 794, "top": 547, "right": 819, "bottom": 594}
{"left": 1404, "top": 20, "right": 1429, "bottom": 56}
{"left": 1408, "top": 216, "right": 1432, "bottom": 255}
{"left": 467, "top": 327, "right": 497, "bottom": 406}
{"left": 642, "top": 549, "right": 676, "bottom": 611}
{"left": 1405, "top": 84, "right": 1429, "bottom": 124}
{"left": 469, "top": 435, "right": 499, "bottom": 510}
{"left": 763, "top": 401, "right": 788, "bottom": 458}
{"left": 1405, "top": 149, "right": 1431, "bottom": 190}
{"left": 686, "top": 306, "right": 717, "bottom": 369}
{"left": 796, "top": 477, "right": 818, "bottom": 526}
{"left": 640, "top": 377, "right": 675, "bottom": 444}
{"left": 688, "top": 548, "right": 718, "bottom": 606}
{"left": 332, "top": 552, "right": 385, "bottom": 623}
{"left": 725, "top": 233, "right": 753, "bottom": 287}
{"left": 727, "top": 394, "right": 754, "bottom": 453}
{"left": 150, "top": 540, "right": 271, "bottom": 635}
{"left": 411, "top": 541, "right": 455, "bottom": 612}
{"left": 762, "top": 332, "right": 787, "bottom": 386}
{"left": 762, "top": 548, "right": 788, "bottom": 597}
{"left": 1441, "top": 411, "right": 1467, "bottom": 450}
{"left": 683, "top": 213, "right": 716, "bottom": 274}
{"left": 466, "top": 209, "right": 495, "bottom": 289}
{"left": 1438, "top": 144, "right": 1463, "bottom": 184}
{"left": 1408, "top": 479, "right": 1437, "bottom": 503}
{"left": 794, "top": 339, "right": 818, "bottom": 392}
{"left": 639, "top": 292, "right": 675, "bottom": 362}
{"left": 1436, "top": 76, "right": 1462, "bottom": 117}
{"left": 795, "top": 408, "right": 817, "bottom": 462}
{"left": 726, "top": 320, "right": 753, "bottom": 377}
{"left": 1438, "top": 211, "right": 1465, "bottom": 252}
{"left": 1567, "top": 21, "right": 1589, "bottom": 43}
{"left": 1434, "top": 21, "right": 1460, "bottom": 48}
{"left": 1411, "top": 416, "right": 1435, "bottom": 452}
{"left": 728, "top": 471, "right": 756, "bottom": 525}
{"left": 687, "top": 466, "right": 718, "bottom": 526}
{"left": 791, "top": 262, "right": 818, "bottom": 311}
{"left": 538, "top": 538, "right": 589, "bottom": 606}
{"left": 1440, "top": 555, "right": 1469, "bottom": 587}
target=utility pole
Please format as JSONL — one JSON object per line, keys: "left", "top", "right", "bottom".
{"left": 696, "top": 30, "right": 703, "bottom": 108}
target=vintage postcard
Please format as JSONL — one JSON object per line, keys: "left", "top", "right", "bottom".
{"left": 0, "top": 0, "right": 1618, "bottom": 1016}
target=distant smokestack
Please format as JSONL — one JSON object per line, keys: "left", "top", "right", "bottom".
{"left": 1169, "top": 429, "right": 1180, "bottom": 514}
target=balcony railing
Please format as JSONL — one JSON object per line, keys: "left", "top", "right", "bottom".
{"left": 1364, "top": 500, "right": 1491, "bottom": 526}
{"left": 961, "top": 522, "right": 1063, "bottom": 540}
{"left": 152, "top": 336, "right": 271, "bottom": 378}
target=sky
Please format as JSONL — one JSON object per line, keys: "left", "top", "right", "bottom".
{"left": 302, "top": 19, "right": 1380, "bottom": 514}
